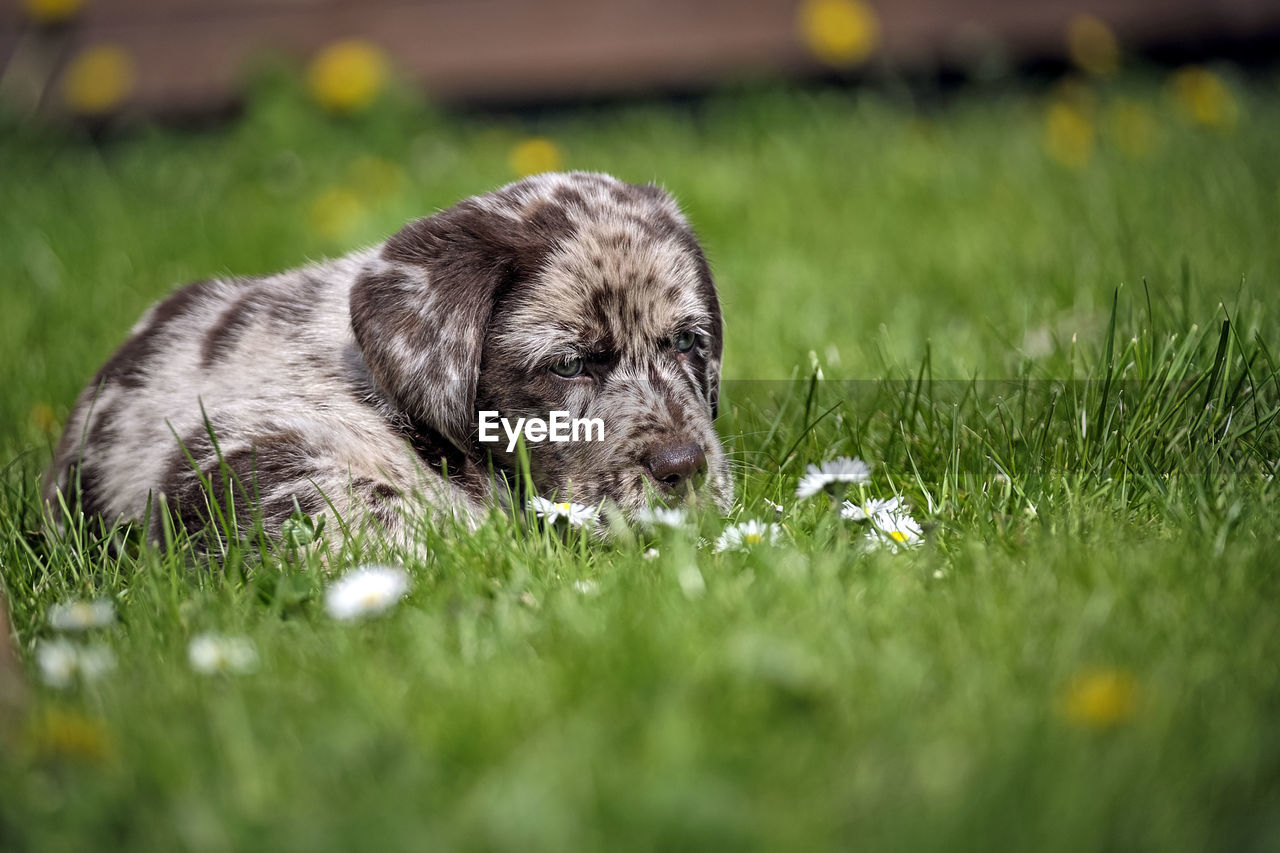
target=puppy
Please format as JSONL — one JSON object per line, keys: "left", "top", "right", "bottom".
{"left": 44, "top": 172, "right": 733, "bottom": 548}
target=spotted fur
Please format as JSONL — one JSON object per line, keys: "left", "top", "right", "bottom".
{"left": 45, "top": 172, "right": 732, "bottom": 547}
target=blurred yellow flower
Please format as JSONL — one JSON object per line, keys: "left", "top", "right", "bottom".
{"left": 798, "top": 0, "right": 880, "bottom": 67}
{"left": 508, "top": 137, "right": 563, "bottom": 177}
{"left": 1044, "top": 101, "right": 1094, "bottom": 169}
{"left": 307, "top": 40, "right": 389, "bottom": 114}
{"left": 61, "top": 45, "right": 135, "bottom": 116}
{"left": 1066, "top": 15, "right": 1119, "bottom": 76}
{"left": 29, "top": 402, "right": 57, "bottom": 434}
{"left": 1171, "top": 66, "right": 1238, "bottom": 130}
{"left": 22, "top": 0, "right": 85, "bottom": 25}
{"left": 1106, "top": 99, "right": 1158, "bottom": 158}
{"left": 347, "top": 156, "right": 406, "bottom": 202}
{"left": 28, "top": 707, "right": 112, "bottom": 762}
{"left": 1060, "top": 668, "right": 1139, "bottom": 728}
{"left": 310, "top": 187, "right": 367, "bottom": 241}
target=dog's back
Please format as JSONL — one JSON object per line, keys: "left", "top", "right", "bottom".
{"left": 44, "top": 249, "right": 452, "bottom": 541}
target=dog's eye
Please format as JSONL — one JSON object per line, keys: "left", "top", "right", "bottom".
{"left": 673, "top": 330, "right": 697, "bottom": 353}
{"left": 550, "top": 356, "right": 585, "bottom": 378}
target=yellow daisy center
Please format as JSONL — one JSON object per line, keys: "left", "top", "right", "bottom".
{"left": 744, "top": 533, "right": 763, "bottom": 545}
{"left": 889, "top": 530, "right": 908, "bottom": 543}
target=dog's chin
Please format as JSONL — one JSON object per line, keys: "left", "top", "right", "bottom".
{"left": 539, "top": 459, "right": 733, "bottom": 521}
{"left": 607, "top": 476, "right": 734, "bottom": 521}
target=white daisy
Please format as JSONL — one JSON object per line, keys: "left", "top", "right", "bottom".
{"left": 36, "top": 640, "right": 78, "bottom": 688}
{"left": 864, "top": 509, "right": 924, "bottom": 553}
{"left": 642, "top": 547, "right": 661, "bottom": 561}
{"left": 795, "top": 457, "right": 872, "bottom": 499}
{"left": 36, "top": 639, "right": 116, "bottom": 689}
{"left": 633, "top": 506, "right": 689, "bottom": 528}
{"left": 840, "top": 496, "right": 904, "bottom": 521}
{"left": 572, "top": 579, "right": 600, "bottom": 596}
{"left": 714, "top": 519, "right": 783, "bottom": 553}
{"left": 47, "top": 598, "right": 115, "bottom": 631}
{"left": 188, "top": 633, "right": 258, "bottom": 675}
{"left": 528, "top": 496, "right": 599, "bottom": 528}
{"left": 325, "top": 564, "right": 411, "bottom": 621}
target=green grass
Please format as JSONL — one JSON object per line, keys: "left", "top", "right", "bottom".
{"left": 2, "top": 68, "right": 1280, "bottom": 851}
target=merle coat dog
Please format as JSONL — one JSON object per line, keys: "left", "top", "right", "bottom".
{"left": 45, "top": 172, "right": 733, "bottom": 547}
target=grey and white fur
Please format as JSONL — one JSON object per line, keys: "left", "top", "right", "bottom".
{"left": 45, "top": 172, "right": 733, "bottom": 548}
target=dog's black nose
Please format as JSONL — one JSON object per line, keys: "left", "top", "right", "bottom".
{"left": 645, "top": 443, "right": 706, "bottom": 490}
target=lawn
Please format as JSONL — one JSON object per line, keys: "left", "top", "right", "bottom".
{"left": 2, "top": 67, "right": 1279, "bottom": 851}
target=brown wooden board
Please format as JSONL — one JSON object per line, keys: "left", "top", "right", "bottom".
{"left": 2, "top": 0, "right": 1278, "bottom": 115}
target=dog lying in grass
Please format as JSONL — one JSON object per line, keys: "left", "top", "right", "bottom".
{"left": 44, "top": 172, "right": 733, "bottom": 547}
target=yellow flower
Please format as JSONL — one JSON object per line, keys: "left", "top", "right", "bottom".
{"left": 28, "top": 707, "right": 112, "bottom": 762}
{"left": 1066, "top": 15, "right": 1119, "bottom": 76}
{"left": 29, "top": 402, "right": 57, "bottom": 434}
{"left": 307, "top": 40, "right": 389, "bottom": 114}
{"left": 798, "top": 0, "right": 880, "bottom": 67}
{"left": 1106, "top": 99, "right": 1158, "bottom": 158}
{"left": 61, "top": 45, "right": 135, "bottom": 116}
{"left": 508, "top": 137, "right": 563, "bottom": 177}
{"left": 22, "top": 0, "right": 85, "bottom": 25}
{"left": 309, "top": 187, "right": 366, "bottom": 241}
{"left": 1060, "top": 668, "right": 1139, "bottom": 728}
{"left": 1170, "top": 66, "right": 1238, "bottom": 130}
{"left": 347, "top": 156, "right": 406, "bottom": 202}
{"left": 1044, "top": 101, "right": 1095, "bottom": 169}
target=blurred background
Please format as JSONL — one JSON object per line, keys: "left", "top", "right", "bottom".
{"left": 2, "top": 0, "right": 1278, "bottom": 119}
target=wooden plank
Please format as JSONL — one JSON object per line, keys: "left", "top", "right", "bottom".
{"left": 21, "top": 0, "right": 820, "bottom": 111}
{"left": 3, "top": 0, "right": 1278, "bottom": 115}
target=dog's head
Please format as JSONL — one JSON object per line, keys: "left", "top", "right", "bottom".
{"left": 351, "top": 172, "right": 732, "bottom": 517}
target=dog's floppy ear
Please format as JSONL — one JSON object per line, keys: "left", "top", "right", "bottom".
{"left": 350, "top": 199, "right": 530, "bottom": 449}
{"left": 684, "top": 232, "right": 724, "bottom": 421}
{"left": 704, "top": 295, "right": 724, "bottom": 422}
